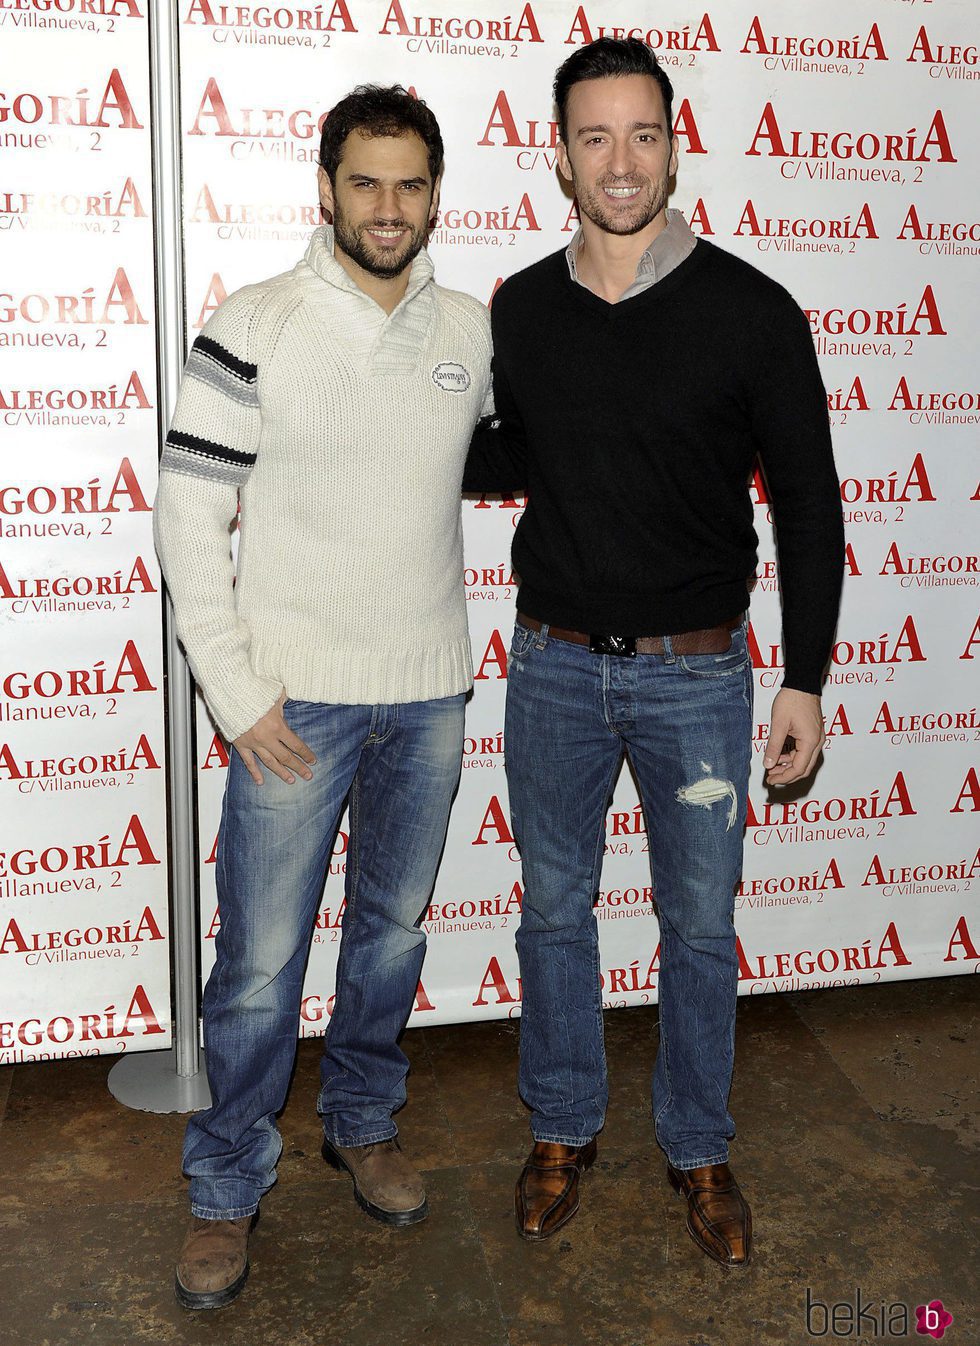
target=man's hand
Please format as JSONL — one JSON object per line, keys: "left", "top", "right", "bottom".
{"left": 763, "top": 688, "right": 825, "bottom": 787}
{"left": 233, "top": 692, "right": 316, "bottom": 786}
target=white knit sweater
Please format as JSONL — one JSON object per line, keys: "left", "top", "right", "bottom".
{"left": 153, "top": 227, "right": 492, "bottom": 740}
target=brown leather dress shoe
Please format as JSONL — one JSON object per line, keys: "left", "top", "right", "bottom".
{"left": 322, "top": 1137, "right": 428, "bottom": 1227}
{"left": 667, "top": 1161, "right": 752, "bottom": 1267}
{"left": 174, "top": 1215, "right": 252, "bottom": 1310}
{"left": 515, "top": 1139, "right": 597, "bottom": 1241}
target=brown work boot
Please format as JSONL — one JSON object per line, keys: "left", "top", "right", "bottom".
{"left": 515, "top": 1139, "right": 597, "bottom": 1241}
{"left": 174, "top": 1214, "right": 252, "bottom": 1310}
{"left": 667, "top": 1161, "right": 752, "bottom": 1267}
{"left": 322, "top": 1137, "right": 428, "bottom": 1226}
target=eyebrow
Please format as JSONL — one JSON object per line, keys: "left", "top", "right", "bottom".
{"left": 346, "top": 173, "right": 429, "bottom": 187}
{"left": 576, "top": 121, "right": 664, "bottom": 137}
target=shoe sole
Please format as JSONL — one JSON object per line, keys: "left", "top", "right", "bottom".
{"left": 322, "top": 1140, "right": 429, "bottom": 1227}
{"left": 174, "top": 1262, "right": 249, "bottom": 1310}
{"left": 666, "top": 1165, "right": 752, "bottom": 1268}
{"left": 515, "top": 1145, "right": 597, "bottom": 1242}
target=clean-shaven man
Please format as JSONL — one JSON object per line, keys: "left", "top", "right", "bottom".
{"left": 156, "top": 85, "right": 490, "bottom": 1309}
{"left": 464, "top": 38, "right": 844, "bottom": 1266}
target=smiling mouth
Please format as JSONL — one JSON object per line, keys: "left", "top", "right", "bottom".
{"left": 604, "top": 185, "right": 643, "bottom": 200}
{"left": 365, "top": 226, "right": 408, "bottom": 244}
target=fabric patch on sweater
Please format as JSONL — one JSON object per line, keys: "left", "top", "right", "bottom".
{"left": 431, "top": 361, "right": 472, "bottom": 393}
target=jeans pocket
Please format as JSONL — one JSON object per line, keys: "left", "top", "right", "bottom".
{"left": 510, "top": 622, "right": 537, "bottom": 660}
{"left": 678, "top": 629, "right": 751, "bottom": 678}
{"left": 282, "top": 697, "right": 317, "bottom": 722}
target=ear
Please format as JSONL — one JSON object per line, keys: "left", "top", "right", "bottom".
{"left": 429, "top": 174, "right": 442, "bottom": 228}
{"left": 317, "top": 166, "right": 335, "bottom": 219}
{"left": 556, "top": 139, "right": 573, "bottom": 185}
{"left": 668, "top": 135, "right": 679, "bottom": 180}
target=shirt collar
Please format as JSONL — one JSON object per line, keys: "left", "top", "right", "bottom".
{"left": 565, "top": 208, "right": 696, "bottom": 289}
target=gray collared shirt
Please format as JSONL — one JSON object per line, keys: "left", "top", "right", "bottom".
{"left": 565, "top": 208, "right": 697, "bottom": 301}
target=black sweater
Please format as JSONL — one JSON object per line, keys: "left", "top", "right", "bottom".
{"left": 462, "top": 238, "right": 845, "bottom": 695}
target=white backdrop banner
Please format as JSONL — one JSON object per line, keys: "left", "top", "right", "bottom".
{"left": 180, "top": 0, "right": 979, "bottom": 1033}
{"left": 0, "top": 4, "right": 172, "bottom": 1062}
{"left": 3, "top": 0, "right": 975, "bottom": 1061}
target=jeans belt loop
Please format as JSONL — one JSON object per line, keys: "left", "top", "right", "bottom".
{"left": 534, "top": 622, "right": 549, "bottom": 651}
{"left": 662, "top": 633, "right": 676, "bottom": 665}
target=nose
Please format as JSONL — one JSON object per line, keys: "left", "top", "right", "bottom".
{"left": 375, "top": 186, "right": 401, "bottom": 220}
{"left": 608, "top": 137, "right": 636, "bottom": 179}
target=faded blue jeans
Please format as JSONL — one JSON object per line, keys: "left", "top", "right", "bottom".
{"left": 505, "top": 621, "right": 752, "bottom": 1170}
{"left": 183, "top": 694, "right": 465, "bottom": 1219}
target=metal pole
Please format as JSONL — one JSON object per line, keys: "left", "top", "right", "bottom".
{"left": 108, "top": 0, "right": 211, "bottom": 1114}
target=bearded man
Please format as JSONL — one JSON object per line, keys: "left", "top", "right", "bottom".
{"left": 464, "top": 38, "right": 844, "bottom": 1266}
{"left": 156, "top": 84, "right": 491, "bottom": 1308}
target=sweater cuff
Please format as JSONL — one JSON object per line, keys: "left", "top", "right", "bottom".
{"left": 203, "top": 674, "right": 284, "bottom": 743}
{"left": 781, "top": 672, "right": 824, "bottom": 698}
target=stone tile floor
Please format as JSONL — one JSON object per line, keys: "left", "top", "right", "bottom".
{"left": 0, "top": 975, "right": 975, "bottom": 1346}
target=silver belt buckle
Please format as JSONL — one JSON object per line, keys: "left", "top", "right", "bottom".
{"left": 589, "top": 634, "right": 636, "bottom": 657}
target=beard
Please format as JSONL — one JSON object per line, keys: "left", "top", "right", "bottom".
{"left": 572, "top": 170, "right": 671, "bottom": 237}
{"left": 332, "top": 204, "right": 428, "bottom": 278}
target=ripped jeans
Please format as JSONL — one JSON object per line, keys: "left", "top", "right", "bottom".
{"left": 504, "top": 619, "right": 752, "bottom": 1169}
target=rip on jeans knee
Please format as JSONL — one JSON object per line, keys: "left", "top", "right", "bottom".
{"left": 675, "top": 772, "right": 738, "bottom": 831}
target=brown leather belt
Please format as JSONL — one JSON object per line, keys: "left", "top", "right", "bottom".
{"left": 517, "top": 612, "right": 741, "bottom": 657}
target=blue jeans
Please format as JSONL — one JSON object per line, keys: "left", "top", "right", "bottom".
{"left": 505, "top": 621, "right": 752, "bottom": 1169}
{"left": 183, "top": 694, "right": 465, "bottom": 1219}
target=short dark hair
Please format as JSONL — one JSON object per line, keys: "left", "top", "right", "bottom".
{"left": 319, "top": 84, "right": 444, "bottom": 184}
{"left": 553, "top": 37, "right": 674, "bottom": 144}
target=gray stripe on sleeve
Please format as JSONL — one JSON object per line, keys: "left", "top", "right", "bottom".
{"left": 160, "top": 443, "right": 252, "bottom": 487}
{"left": 186, "top": 347, "right": 260, "bottom": 407}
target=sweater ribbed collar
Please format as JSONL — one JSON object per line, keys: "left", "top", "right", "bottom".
{"left": 302, "top": 225, "right": 435, "bottom": 376}
{"left": 304, "top": 224, "right": 433, "bottom": 302}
